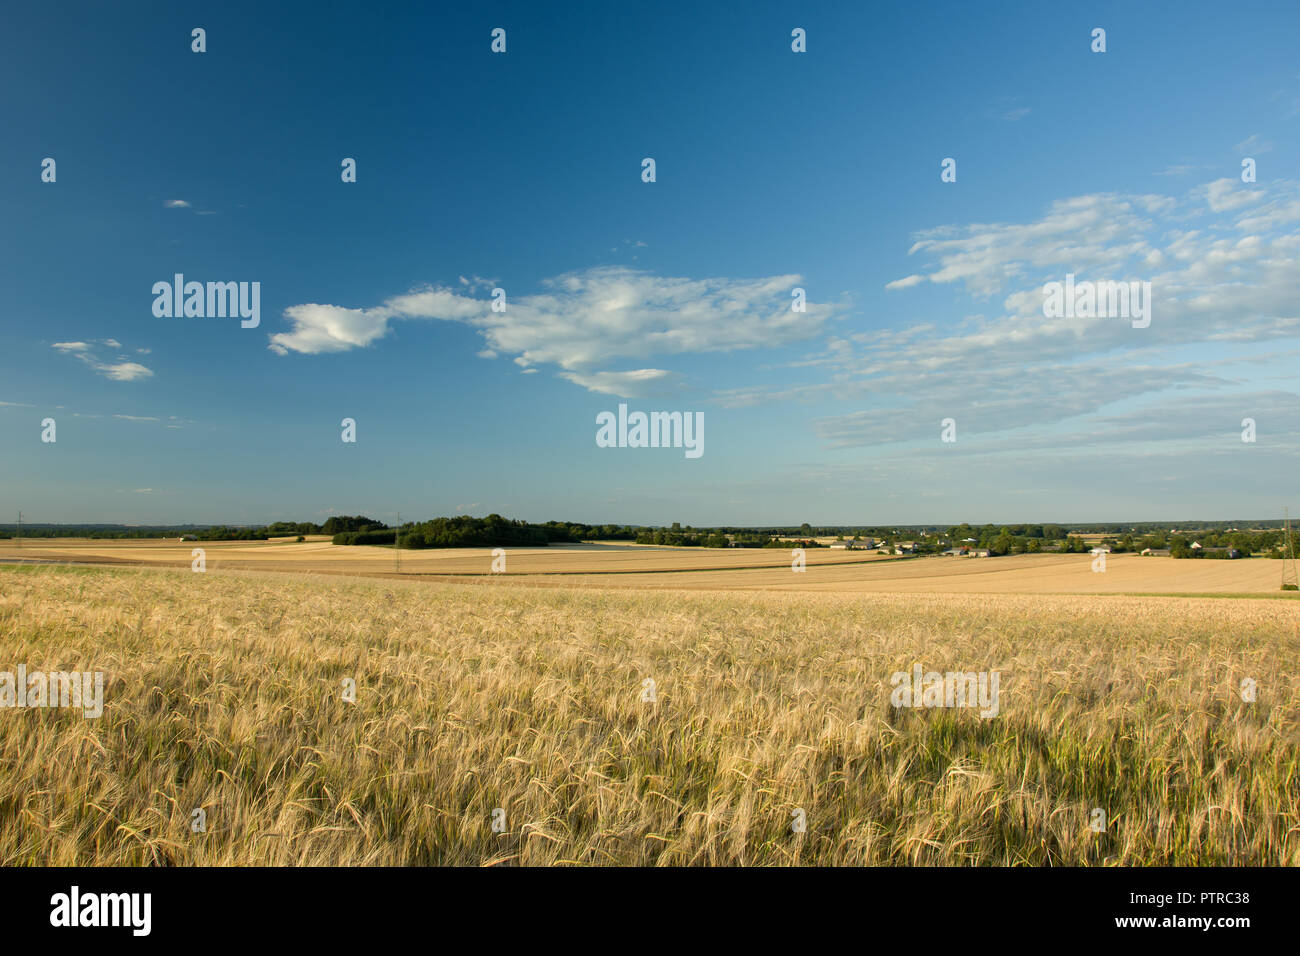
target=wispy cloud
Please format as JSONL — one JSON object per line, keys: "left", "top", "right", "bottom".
{"left": 271, "top": 267, "right": 845, "bottom": 397}
{"left": 987, "top": 97, "right": 1030, "bottom": 122}
{"left": 1156, "top": 162, "right": 1212, "bottom": 177}
{"left": 1235, "top": 133, "right": 1274, "bottom": 154}
{"left": 52, "top": 339, "right": 154, "bottom": 381}
{"left": 736, "top": 177, "right": 1300, "bottom": 457}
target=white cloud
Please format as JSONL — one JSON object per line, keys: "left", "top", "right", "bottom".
{"left": 101, "top": 362, "right": 153, "bottom": 382}
{"left": 1200, "top": 178, "right": 1262, "bottom": 213}
{"left": 268, "top": 304, "right": 395, "bottom": 355}
{"left": 738, "top": 177, "right": 1300, "bottom": 454}
{"left": 1234, "top": 134, "right": 1273, "bottom": 154}
{"left": 163, "top": 199, "right": 191, "bottom": 208}
{"left": 893, "top": 193, "right": 1175, "bottom": 298}
{"left": 558, "top": 368, "right": 681, "bottom": 397}
{"left": 271, "top": 266, "right": 844, "bottom": 397}
{"left": 52, "top": 340, "right": 154, "bottom": 381}
{"left": 885, "top": 274, "right": 924, "bottom": 291}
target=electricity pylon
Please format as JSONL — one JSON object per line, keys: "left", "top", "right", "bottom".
{"left": 1283, "top": 508, "right": 1298, "bottom": 591}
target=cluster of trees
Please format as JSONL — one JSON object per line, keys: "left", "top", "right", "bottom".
{"left": 0, "top": 523, "right": 279, "bottom": 541}
{"left": 635, "top": 529, "right": 729, "bottom": 547}
{"left": 629, "top": 524, "right": 828, "bottom": 548}
{"left": 538, "top": 521, "right": 639, "bottom": 541}
{"left": 320, "top": 515, "right": 385, "bottom": 535}
{"left": 331, "top": 515, "right": 645, "bottom": 548}
{"left": 265, "top": 520, "right": 323, "bottom": 536}
{"left": 332, "top": 530, "right": 397, "bottom": 545}
{"left": 945, "top": 523, "right": 1069, "bottom": 542}
{"left": 331, "top": 514, "right": 574, "bottom": 549}
{"left": 941, "top": 531, "right": 1078, "bottom": 556}
{"left": 188, "top": 526, "right": 269, "bottom": 541}
{"left": 1071, "top": 520, "right": 1294, "bottom": 535}
{"left": 1088, "top": 528, "right": 1298, "bottom": 558}
{"left": 324, "top": 516, "right": 399, "bottom": 545}
{"left": 1169, "top": 534, "right": 1298, "bottom": 559}
{"left": 396, "top": 515, "right": 558, "bottom": 549}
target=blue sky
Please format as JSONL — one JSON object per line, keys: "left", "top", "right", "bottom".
{"left": 3, "top": 0, "right": 1299, "bottom": 527}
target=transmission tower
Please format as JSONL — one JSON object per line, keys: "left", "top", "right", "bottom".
{"left": 1283, "top": 507, "right": 1298, "bottom": 590}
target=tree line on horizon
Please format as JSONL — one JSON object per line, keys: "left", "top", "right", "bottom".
{"left": 3, "top": 516, "right": 1297, "bottom": 557}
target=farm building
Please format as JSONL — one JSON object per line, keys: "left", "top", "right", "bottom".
{"left": 831, "top": 537, "right": 876, "bottom": 550}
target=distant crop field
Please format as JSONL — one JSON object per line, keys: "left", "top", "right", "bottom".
{"left": 0, "top": 538, "right": 1292, "bottom": 595}
{"left": 1, "top": 566, "right": 1296, "bottom": 865}
{"left": 0, "top": 536, "right": 890, "bottom": 578}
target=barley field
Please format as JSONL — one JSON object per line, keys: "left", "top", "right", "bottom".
{"left": 0, "top": 537, "right": 1290, "bottom": 594}
{"left": 2, "top": 564, "right": 1297, "bottom": 865}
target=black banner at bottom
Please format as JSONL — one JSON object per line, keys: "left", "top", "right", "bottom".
{"left": 0, "top": 865, "right": 1284, "bottom": 942}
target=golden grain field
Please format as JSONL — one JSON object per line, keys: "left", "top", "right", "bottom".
{"left": 0, "top": 537, "right": 1290, "bottom": 594}
{"left": 1, "top": 563, "right": 1297, "bottom": 865}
